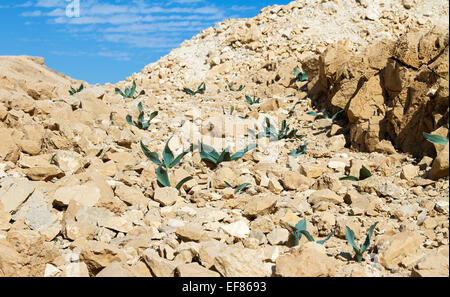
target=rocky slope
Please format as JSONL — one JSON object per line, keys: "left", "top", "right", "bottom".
{"left": 0, "top": 0, "right": 449, "bottom": 277}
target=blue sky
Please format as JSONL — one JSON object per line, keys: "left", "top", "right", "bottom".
{"left": 0, "top": 0, "right": 292, "bottom": 84}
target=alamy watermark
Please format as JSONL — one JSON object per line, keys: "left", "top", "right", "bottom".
{"left": 66, "top": 0, "right": 80, "bottom": 18}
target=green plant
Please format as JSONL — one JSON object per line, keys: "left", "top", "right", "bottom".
{"left": 288, "top": 101, "right": 301, "bottom": 117}
{"left": 183, "top": 82, "right": 206, "bottom": 96}
{"left": 293, "top": 68, "right": 308, "bottom": 82}
{"left": 289, "top": 219, "right": 333, "bottom": 246}
{"left": 423, "top": 132, "right": 449, "bottom": 145}
{"left": 345, "top": 222, "right": 378, "bottom": 263}
{"left": 69, "top": 84, "right": 84, "bottom": 95}
{"left": 245, "top": 95, "right": 260, "bottom": 105}
{"left": 307, "top": 109, "right": 343, "bottom": 121}
{"left": 126, "top": 102, "right": 158, "bottom": 130}
{"left": 140, "top": 136, "right": 192, "bottom": 169}
{"left": 115, "top": 81, "right": 145, "bottom": 99}
{"left": 340, "top": 165, "right": 372, "bottom": 181}
{"left": 288, "top": 142, "right": 308, "bottom": 157}
{"left": 228, "top": 84, "right": 245, "bottom": 92}
{"left": 222, "top": 106, "right": 235, "bottom": 115}
{"left": 50, "top": 154, "right": 56, "bottom": 165}
{"left": 199, "top": 143, "right": 257, "bottom": 166}
{"left": 255, "top": 117, "right": 304, "bottom": 141}
{"left": 156, "top": 165, "right": 193, "bottom": 190}
{"left": 224, "top": 182, "right": 250, "bottom": 194}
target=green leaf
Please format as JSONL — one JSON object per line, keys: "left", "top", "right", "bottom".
{"left": 170, "top": 150, "right": 190, "bottom": 168}
{"left": 230, "top": 143, "right": 257, "bottom": 161}
{"left": 216, "top": 149, "right": 231, "bottom": 164}
{"left": 228, "top": 85, "right": 234, "bottom": 91}
{"left": 140, "top": 141, "right": 162, "bottom": 166}
{"left": 331, "top": 110, "right": 344, "bottom": 121}
{"left": 130, "top": 81, "right": 136, "bottom": 97}
{"left": 340, "top": 176, "right": 359, "bottom": 181}
{"left": 183, "top": 88, "right": 195, "bottom": 96}
{"left": 288, "top": 142, "right": 308, "bottom": 157}
{"left": 230, "top": 106, "right": 234, "bottom": 115}
{"left": 126, "top": 115, "right": 135, "bottom": 127}
{"left": 300, "top": 230, "right": 315, "bottom": 242}
{"left": 137, "top": 102, "right": 143, "bottom": 113}
{"left": 345, "top": 226, "right": 360, "bottom": 253}
{"left": 175, "top": 176, "right": 193, "bottom": 190}
{"left": 50, "top": 154, "right": 57, "bottom": 165}
{"left": 317, "top": 232, "right": 334, "bottom": 245}
{"left": 148, "top": 111, "right": 158, "bottom": 122}
{"left": 293, "top": 68, "right": 301, "bottom": 77}
{"left": 224, "top": 181, "right": 232, "bottom": 188}
{"left": 138, "top": 111, "right": 144, "bottom": 126}
{"left": 115, "top": 88, "right": 124, "bottom": 97}
{"left": 307, "top": 111, "right": 318, "bottom": 116}
{"left": 423, "top": 132, "right": 449, "bottom": 145}
{"left": 288, "top": 101, "right": 301, "bottom": 116}
{"left": 162, "top": 137, "right": 175, "bottom": 168}
{"left": 360, "top": 222, "right": 378, "bottom": 253}
{"left": 156, "top": 165, "right": 171, "bottom": 187}
{"left": 294, "top": 219, "right": 307, "bottom": 231}
{"left": 234, "top": 183, "right": 250, "bottom": 194}
{"left": 359, "top": 166, "right": 372, "bottom": 180}
{"left": 245, "top": 95, "right": 253, "bottom": 105}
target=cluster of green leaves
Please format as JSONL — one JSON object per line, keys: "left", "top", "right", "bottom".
{"left": 245, "top": 95, "right": 260, "bottom": 105}
{"left": 346, "top": 222, "right": 378, "bottom": 263}
{"left": 228, "top": 84, "right": 245, "bottom": 92}
{"left": 293, "top": 68, "right": 308, "bottom": 82}
{"left": 69, "top": 84, "right": 84, "bottom": 95}
{"left": 126, "top": 102, "right": 158, "bottom": 130}
{"left": 423, "top": 132, "right": 449, "bottom": 145}
{"left": 183, "top": 82, "right": 206, "bottom": 96}
{"left": 340, "top": 165, "right": 372, "bottom": 181}
{"left": 156, "top": 166, "right": 193, "bottom": 190}
{"left": 199, "top": 143, "right": 257, "bottom": 166}
{"left": 307, "top": 109, "right": 343, "bottom": 121}
{"left": 224, "top": 182, "right": 250, "bottom": 194}
{"left": 288, "top": 142, "right": 308, "bottom": 157}
{"left": 254, "top": 118, "right": 304, "bottom": 141}
{"left": 222, "top": 106, "right": 235, "bottom": 115}
{"left": 115, "top": 81, "right": 145, "bottom": 99}
{"left": 141, "top": 137, "right": 193, "bottom": 190}
{"left": 140, "top": 136, "right": 191, "bottom": 169}
{"left": 289, "top": 219, "right": 333, "bottom": 246}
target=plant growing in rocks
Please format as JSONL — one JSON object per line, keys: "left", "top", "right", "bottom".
{"left": 222, "top": 106, "right": 235, "bottom": 115}
{"left": 183, "top": 82, "right": 206, "bottom": 96}
{"left": 126, "top": 102, "right": 158, "bottom": 130}
{"left": 156, "top": 165, "right": 193, "bottom": 190}
{"left": 224, "top": 181, "right": 250, "bottom": 194}
{"left": 288, "top": 101, "right": 302, "bottom": 117}
{"left": 115, "top": 80, "right": 145, "bottom": 99}
{"left": 288, "top": 142, "right": 308, "bottom": 157}
{"left": 228, "top": 84, "right": 245, "bottom": 91}
{"left": 289, "top": 219, "right": 333, "bottom": 246}
{"left": 293, "top": 68, "right": 308, "bottom": 82}
{"left": 245, "top": 95, "right": 260, "bottom": 105}
{"left": 69, "top": 84, "right": 84, "bottom": 95}
{"left": 199, "top": 143, "right": 257, "bottom": 166}
{"left": 140, "top": 136, "right": 192, "bottom": 169}
{"left": 340, "top": 165, "right": 372, "bottom": 181}
{"left": 307, "top": 109, "right": 344, "bottom": 121}
{"left": 253, "top": 117, "right": 304, "bottom": 141}
{"left": 345, "top": 222, "right": 378, "bottom": 263}
{"left": 423, "top": 132, "right": 449, "bottom": 145}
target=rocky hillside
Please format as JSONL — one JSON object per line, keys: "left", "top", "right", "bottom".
{"left": 0, "top": 0, "right": 448, "bottom": 277}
